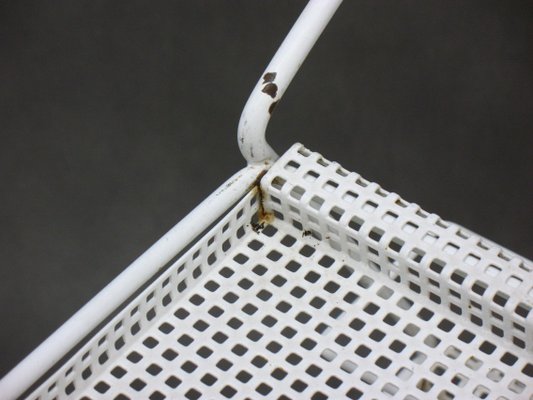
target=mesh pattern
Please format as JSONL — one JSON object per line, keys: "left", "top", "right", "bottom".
{"left": 262, "top": 144, "right": 532, "bottom": 354}
{"left": 27, "top": 143, "right": 532, "bottom": 400}
{"left": 29, "top": 190, "right": 259, "bottom": 400}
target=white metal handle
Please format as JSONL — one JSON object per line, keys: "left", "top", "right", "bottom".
{"left": 238, "top": 0, "right": 344, "bottom": 164}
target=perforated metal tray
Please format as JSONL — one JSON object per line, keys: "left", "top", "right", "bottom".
{"left": 20, "top": 144, "right": 533, "bottom": 400}
{"left": 2, "top": 1, "right": 531, "bottom": 399}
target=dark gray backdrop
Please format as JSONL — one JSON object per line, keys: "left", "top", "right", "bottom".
{"left": 1, "top": 1, "right": 531, "bottom": 378}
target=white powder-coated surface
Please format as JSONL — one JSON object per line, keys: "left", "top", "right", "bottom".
{"left": 28, "top": 144, "right": 532, "bottom": 400}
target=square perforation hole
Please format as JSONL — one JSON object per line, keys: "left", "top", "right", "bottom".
{"left": 513, "top": 336, "right": 526, "bottom": 348}
{"left": 444, "top": 345, "right": 461, "bottom": 360}
{"left": 410, "top": 351, "right": 427, "bottom": 364}
{"left": 395, "top": 198, "right": 408, "bottom": 208}
{"left": 323, "top": 180, "right": 339, "bottom": 192}
{"left": 309, "top": 195, "right": 324, "bottom": 211}
{"left": 340, "top": 360, "right": 358, "bottom": 373}
{"left": 300, "top": 338, "right": 317, "bottom": 351}
{"left": 409, "top": 248, "right": 425, "bottom": 263}
{"left": 521, "top": 363, "right": 533, "bottom": 377}
{"left": 396, "top": 367, "right": 413, "bottom": 381}
{"left": 319, "top": 255, "right": 335, "bottom": 268}
{"left": 248, "top": 239, "right": 264, "bottom": 251}
{"left": 430, "top": 362, "right": 447, "bottom": 376}
{"left": 471, "top": 280, "right": 488, "bottom": 296}
{"left": 368, "top": 227, "right": 384, "bottom": 243}
{"left": 506, "top": 275, "right": 523, "bottom": 288}
{"left": 485, "top": 264, "right": 501, "bottom": 277}
{"left": 416, "top": 378, "right": 434, "bottom": 392}
{"left": 362, "top": 200, "right": 378, "bottom": 213}
{"left": 465, "top": 253, "right": 480, "bottom": 266}
{"left": 305, "top": 270, "right": 321, "bottom": 283}
{"left": 304, "top": 170, "right": 319, "bottom": 182}
{"left": 360, "top": 370, "right": 377, "bottom": 385}
{"left": 383, "top": 313, "right": 400, "bottom": 326}
{"left": 465, "top": 356, "right": 483, "bottom": 371}
{"left": 515, "top": 302, "right": 531, "bottom": 318}
{"left": 397, "top": 297, "right": 414, "bottom": 310}
{"left": 337, "top": 265, "right": 354, "bottom": 279}
{"left": 423, "top": 231, "right": 439, "bottom": 244}
{"left": 349, "top": 318, "right": 366, "bottom": 331}
{"left": 330, "top": 307, "right": 345, "bottom": 319}
{"left": 348, "top": 215, "right": 364, "bottom": 231}
{"left": 146, "top": 363, "right": 163, "bottom": 376}
{"left": 486, "top": 368, "right": 504, "bottom": 382}
{"left": 403, "top": 323, "right": 420, "bottom": 337}
{"left": 450, "top": 270, "right": 467, "bottom": 285}
{"left": 473, "top": 384, "right": 491, "bottom": 398}
{"left": 382, "top": 383, "right": 399, "bottom": 396}
{"left": 363, "top": 302, "right": 379, "bottom": 315}
{"left": 492, "top": 291, "right": 509, "bottom": 307}
{"left": 355, "top": 344, "right": 371, "bottom": 358}
{"left": 389, "top": 339, "right": 406, "bottom": 353}
{"left": 289, "top": 185, "right": 305, "bottom": 200}
{"left": 165, "top": 375, "right": 181, "bottom": 389}
{"left": 342, "top": 190, "right": 358, "bottom": 203}
{"left": 408, "top": 281, "right": 421, "bottom": 294}
{"left": 185, "top": 388, "right": 202, "bottom": 400}
{"left": 94, "top": 381, "right": 110, "bottom": 394}
{"left": 329, "top": 206, "right": 345, "bottom": 221}
{"left": 377, "top": 285, "right": 393, "bottom": 299}
{"left": 284, "top": 160, "right": 300, "bottom": 171}
{"left": 357, "top": 275, "right": 374, "bottom": 289}
{"left": 451, "top": 373, "right": 468, "bottom": 388}
{"left": 242, "top": 303, "right": 258, "bottom": 316}
{"left": 335, "top": 333, "right": 351, "bottom": 346}
{"left": 315, "top": 322, "right": 331, "bottom": 335}
{"left": 382, "top": 211, "right": 398, "bottom": 223}
{"left": 326, "top": 376, "right": 343, "bottom": 389}
{"left": 369, "top": 329, "right": 386, "bottom": 342}
{"left": 444, "top": 242, "right": 459, "bottom": 255}
{"left": 280, "top": 235, "right": 296, "bottom": 247}
{"left": 389, "top": 237, "right": 404, "bottom": 253}
{"left": 429, "top": 259, "right": 445, "bottom": 274}
{"left": 130, "top": 378, "right": 147, "bottom": 391}
{"left": 402, "top": 222, "right": 418, "bottom": 233}
{"left": 503, "top": 371, "right": 522, "bottom": 389}
{"left": 424, "top": 334, "right": 441, "bottom": 348}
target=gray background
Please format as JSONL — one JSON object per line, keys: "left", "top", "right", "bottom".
{"left": 1, "top": 1, "right": 531, "bottom": 378}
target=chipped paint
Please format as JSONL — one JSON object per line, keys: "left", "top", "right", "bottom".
{"left": 261, "top": 83, "right": 278, "bottom": 98}
{"left": 268, "top": 101, "right": 278, "bottom": 115}
{"left": 262, "top": 72, "right": 277, "bottom": 84}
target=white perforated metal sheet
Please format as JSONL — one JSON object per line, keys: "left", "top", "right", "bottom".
{"left": 28, "top": 144, "right": 532, "bottom": 400}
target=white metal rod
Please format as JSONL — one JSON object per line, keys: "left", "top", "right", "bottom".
{"left": 238, "top": 0, "right": 343, "bottom": 164}
{"left": 0, "top": 163, "right": 267, "bottom": 400}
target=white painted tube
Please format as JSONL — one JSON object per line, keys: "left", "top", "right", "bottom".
{"left": 238, "top": 0, "right": 344, "bottom": 164}
{"left": 0, "top": 163, "right": 267, "bottom": 400}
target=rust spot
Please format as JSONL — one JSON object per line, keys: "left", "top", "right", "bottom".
{"left": 268, "top": 101, "right": 278, "bottom": 115}
{"left": 262, "top": 83, "right": 278, "bottom": 98}
{"left": 251, "top": 216, "right": 267, "bottom": 233}
{"left": 249, "top": 170, "right": 274, "bottom": 233}
{"left": 262, "top": 72, "right": 277, "bottom": 84}
{"left": 302, "top": 230, "right": 312, "bottom": 237}
{"left": 249, "top": 169, "right": 268, "bottom": 191}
